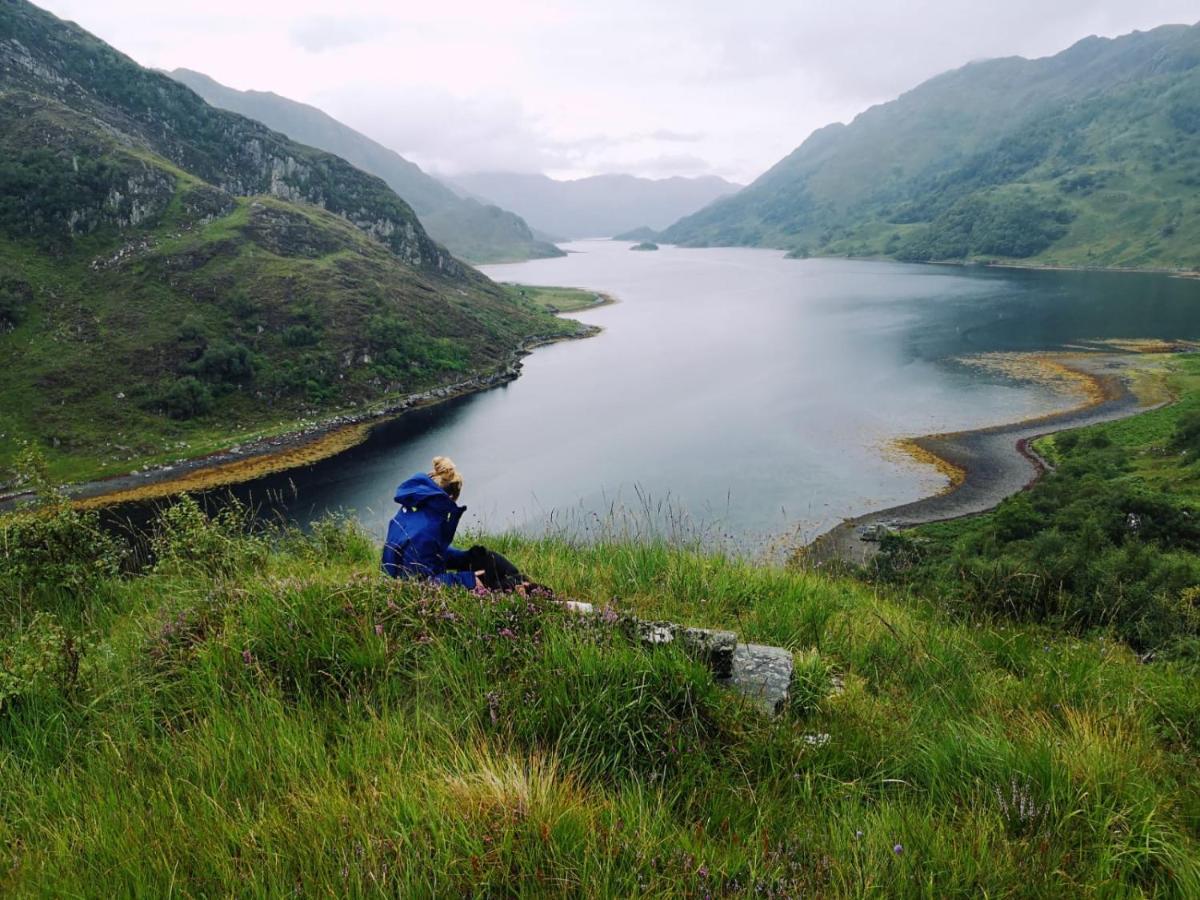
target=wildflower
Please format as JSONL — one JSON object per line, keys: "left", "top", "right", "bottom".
{"left": 498, "top": 627, "right": 516, "bottom": 639}
{"left": 855, "top": 830, "right": 863, "bottom": 840}
{"left": 374, "top": 623, "right": 384, "bottom": 637}
{"left": 893, "top": 843, "right": 903, "bottom": 855}
{"left": 242, "top": 649, "right": 253, "bottom": 666}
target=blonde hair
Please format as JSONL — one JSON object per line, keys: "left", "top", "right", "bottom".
{"left": 429, "top": 456, "right": 463, "bottom": 500}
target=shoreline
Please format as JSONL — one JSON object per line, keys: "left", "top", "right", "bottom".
{"left": 3, "top": 320, "right": 605, "bottom": 512}
{"left": 805, "top": 349, "right": 1180, "bottom": 566}
{"left": 772, "top": 246, "right": 1200, "bottom": 280}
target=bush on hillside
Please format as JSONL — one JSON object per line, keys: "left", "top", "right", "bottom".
{"left": 0, "top": 612, "right": 77, "bottom": 714}
{"left": 896, "top": 194, "right": 1073, "bottom": 261}
{"left": 1171, "top": 408, "right": 1200, "bottom": 457}
{"left": 873, "top": 439, "right": 1200, "bottom": 655}
{"left": 0, "top": 446, "right": 126, "bottom": 595}
{"left": 0, "top": 278, "right": 33, "bottom": 330}
{"left": 150, "top": 494, "right": 264, "bottom": 576}
{"left": 189, "top": 340, "right": 255, "bottom": 388}
{"left": 161, "top": 376, "right": 213, "bottom": 419}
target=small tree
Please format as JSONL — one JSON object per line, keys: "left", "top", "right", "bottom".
{"left": 163, "top": 376, "right": 212, "bottom": 419}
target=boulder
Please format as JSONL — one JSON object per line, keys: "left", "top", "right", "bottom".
{"left": 720, "top": 644, "right": 795, "bottom": 715}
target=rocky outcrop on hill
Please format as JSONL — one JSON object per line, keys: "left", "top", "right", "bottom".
{"left": 0, "top": 3, "right": 458, "bottom": 273}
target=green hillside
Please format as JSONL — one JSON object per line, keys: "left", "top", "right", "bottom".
{"left": 0, "top": 491, "right": 1195, "bottom": 894}
{"left": 663, "top": 24, "right": 1200, "bottom": 271}
{"left": 0, "top": 0, "right": 574, "bottom": 484}
{"left": 169, "top": 69, "right": 564, "bottom": 265}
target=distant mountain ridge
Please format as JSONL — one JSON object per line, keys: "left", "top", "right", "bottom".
{"left": 449, "top": 171, "right": 742, "bottom": 239}
{"left": 662, "top": 23, "right": 1200, "bottom": 270}
{"left": 169, "top": 68, "right": 563, "bottom": 264}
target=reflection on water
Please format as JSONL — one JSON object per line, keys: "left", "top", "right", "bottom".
{"left": 223, "top": 243, "right": 1200, "bottom": 545}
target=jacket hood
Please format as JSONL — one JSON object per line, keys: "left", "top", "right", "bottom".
{"left": 394, "top": 473, "right": 460, "bottom": 510}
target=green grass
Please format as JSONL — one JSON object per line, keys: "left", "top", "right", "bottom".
{"left": 875, "top": 354, "right": 1200, "bottom": 656}
{"left": 0, "top": 501, "right": 1196, "bottom": 896}
{"left": 1036, "top": 356, "right": 1200, "bottom": 498}
{"left": 503, "top": 283, "right": 612, "bottom": 313}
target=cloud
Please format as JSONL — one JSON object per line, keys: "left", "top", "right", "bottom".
{"left": 323, "top": 86, "right": 571, "bottom": 174}
{"left": 290, "top": 16, "right": 393, "bottom": 53}
{"left": 36, "top": 0, "right": 1200, "bottom": 182}
{"left": 648, "top": 129, "right": 705, "bottom": 143}
{"left": 619, "top": 153, "right": 716, "bottom": 176}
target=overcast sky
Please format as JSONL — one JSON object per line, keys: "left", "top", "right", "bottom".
{"left": 32, "top": 0, "right": 1200, "bottom": 183}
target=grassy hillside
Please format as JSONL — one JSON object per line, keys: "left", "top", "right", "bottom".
{"left": 872, "top": 353, "right": 1200, "bottom": 657}
{"left": 0, "top": 491, "right": 1196, "bottom": 894}
{"left": 663, "top": 24, "right": 1200, "bottom": 271}
{"left": 0, "top": 192, "right": 576, "bottom": 485}
{"left": 0, "top": 1, "right": 575, "bottom": 486}
{"left": 169, "top": 69, "right": 564, "bottom": 265}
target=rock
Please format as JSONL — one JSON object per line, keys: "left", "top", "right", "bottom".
{"left": 631, "top": 620, "right": 736, "bottom": 679}
{"left": 561, "top": 600, "right": 594, "bottom": 615}
{"left": 635, "top": 620, "right": 676, "bottom": 645}
{"left": 680, "top": 627, "right": 737, "bottom": 679}
{"left": 720, "top": 644, "right": 794, "bottom": 715}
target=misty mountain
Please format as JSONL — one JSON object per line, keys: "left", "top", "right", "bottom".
{"left": 0, "top": 0, "right": 568, "bottom": 477}
{"left": 449, "top": 172, "right": 741, "bottom": 239}
{"left": 169, "top": 69, "right": 562, "bottom": 264}
{"left": 662, "top": 23, "right": 1200, "bottom": 270}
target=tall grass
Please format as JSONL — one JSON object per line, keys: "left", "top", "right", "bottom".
{"left": 0, "top": 504, "right": 1196, "bottom": 895}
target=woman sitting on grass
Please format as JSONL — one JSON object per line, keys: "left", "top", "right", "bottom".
{"left": 381, "top": 456, "right": 542, "bottom": 593}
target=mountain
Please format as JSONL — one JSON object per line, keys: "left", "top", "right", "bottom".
{"left": 0, "top": 0, "right": 572, "bottom": 483}
{"left": 663, "top": 23, "right": 1200, "bottom": 271}
{"left": 449, "top": 172, "right": 742, "bottom": 239}
{"left": 169, "top": 69, "right": 562, "bottom": 265}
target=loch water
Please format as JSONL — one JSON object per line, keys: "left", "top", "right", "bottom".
{"left": 230, "top": 241, "right": 1200, "bottom": 546}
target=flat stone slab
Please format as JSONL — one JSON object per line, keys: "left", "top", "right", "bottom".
{"left": 556, "top": 601, "right": 788, "bottom": 708}
{"left": 631, "top": 620, "right": 736, "bottom": 679}
{"left": 720, "top": 643, "right": 794, "bottom": 715}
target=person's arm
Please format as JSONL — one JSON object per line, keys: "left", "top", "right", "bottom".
{"left": 444, "top": 545, "right": 471, "bottom": 570}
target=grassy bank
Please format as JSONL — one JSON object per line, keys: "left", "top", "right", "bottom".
{"left": 1, "top": 492, "right": 1196, "bottom": 895}
{"left": 503, "top": 284, "right": 615, "bottom": 314}
{"left": 872, "top": 353, "right": 1200, "bottom": 656}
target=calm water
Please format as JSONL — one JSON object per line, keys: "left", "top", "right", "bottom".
{"left": 233, "top": 242, "right": 1200, "bottom": 545}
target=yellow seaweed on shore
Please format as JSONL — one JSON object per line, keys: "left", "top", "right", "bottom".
{"left": 73, "top": 422, "right": 373, "bottom": 510}
{"left": 884, "top": 437, "right": 967, "bottom": 494}
{"left": 953, "top": 351, "right": 1106, "bottom": 406}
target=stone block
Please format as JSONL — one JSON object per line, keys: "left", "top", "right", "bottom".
{"left": 679, "top": 627, "right": 737, "bottom": 679}
{"left": 720, "top": 643, "right": 794, "bottom": 715}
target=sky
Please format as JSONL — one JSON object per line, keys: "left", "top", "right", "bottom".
{"left": 32, "top": 0, "right": 1200, "bottom": 184}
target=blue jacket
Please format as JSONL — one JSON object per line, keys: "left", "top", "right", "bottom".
{"left": 381, "top": 474, "right": 476, "bottom": 588}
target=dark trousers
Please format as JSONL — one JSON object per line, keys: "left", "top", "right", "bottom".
{"left": 466, "top": 545, "right": 526, "bottom": 592}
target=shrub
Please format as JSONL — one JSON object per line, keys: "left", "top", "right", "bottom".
{"left": 0, "top": 278, "right": 32, "bottom": 330}
{"left": 1171, "top": 409, "right": 1200, "bottom": 457}
{"left": 0, "top": 612, "right": 77, "bottom": 713}
{"left": 282, "top": 324, "right": 320, "bottom": 347}
{"left": 0, "top": 446, "right": 126, "bottom": 595}
{"left": 161, "top": 376, "right": 212, "bottom": 419}
{"left": 190, "top": 340, "right": 255, "bottom": 387}
{"left": 150, "top": 494, "right": 264, "bottom": 576}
